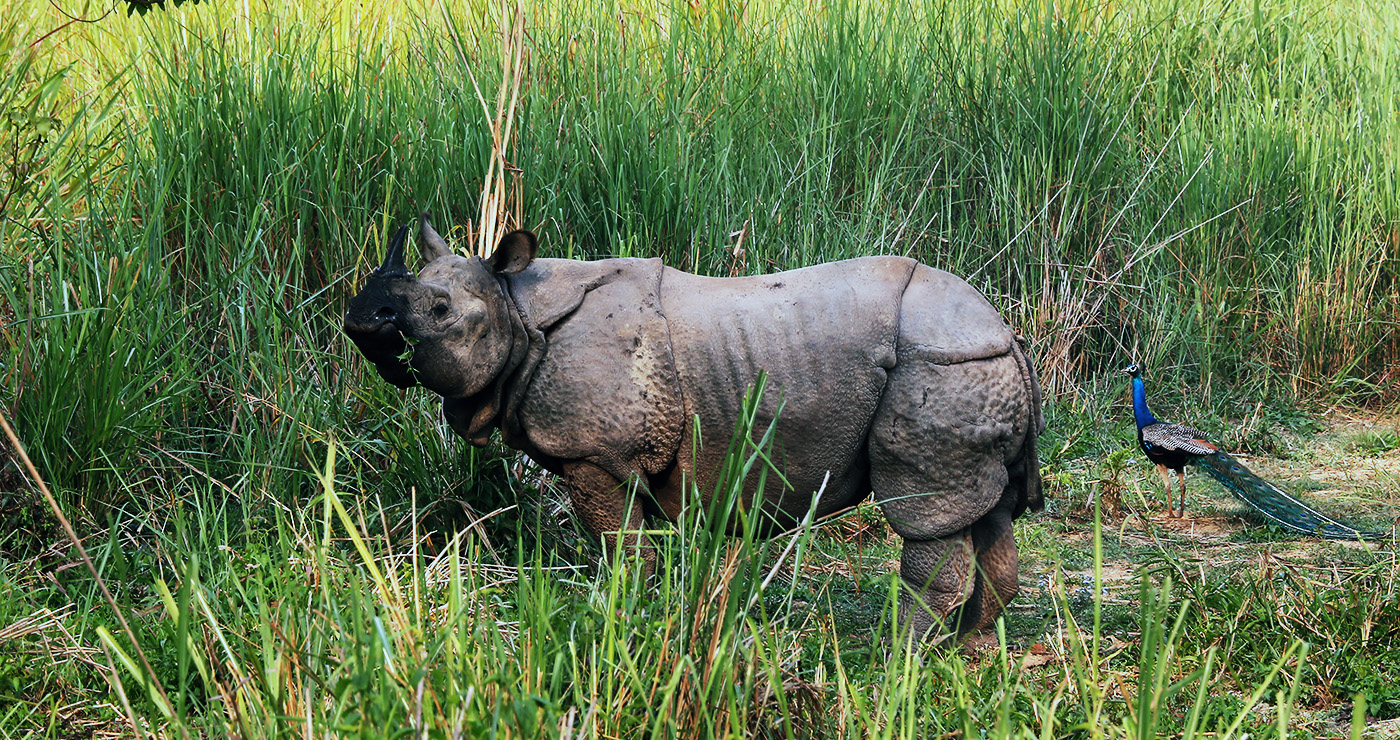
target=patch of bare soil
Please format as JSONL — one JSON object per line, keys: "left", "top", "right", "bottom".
{"left": 1141, "top": 511, "right": 1237, "bottom": 538}
{"left": 1371, "top": 717, "right": 1400, "bottom": 739}
{"left": 1311, "top": 455, "right": 1400, "bottom": 484}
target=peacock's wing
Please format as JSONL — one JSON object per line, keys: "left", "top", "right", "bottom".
{"left": 1193, "top": 451, "right": 1384, "bottom": 540}
{"left": 1140, "top": 423, "right": 1218, "bottom": 456}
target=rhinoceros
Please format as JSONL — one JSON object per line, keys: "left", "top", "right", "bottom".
{"left": 343, "top": 215, "right": 1043, "bottom": 639}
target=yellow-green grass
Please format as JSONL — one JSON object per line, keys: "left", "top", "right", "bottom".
{"left": 12, "top": 0, "right": 1400, "bottom": 395}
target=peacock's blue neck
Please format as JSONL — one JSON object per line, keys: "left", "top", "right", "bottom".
{"left": 1131, "top": 376, "right": 1158, "bottom": 429}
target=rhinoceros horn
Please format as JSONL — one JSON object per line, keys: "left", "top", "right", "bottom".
{"left": 419, "top": 212, "right": 452, "bottom": 262}
{"left": 377, "top": 223, "right": 412, "bottom": 277}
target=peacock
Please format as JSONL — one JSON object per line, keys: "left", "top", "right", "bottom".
{"left": 1123, "top": 364, "right": 1383, "bottom": 540}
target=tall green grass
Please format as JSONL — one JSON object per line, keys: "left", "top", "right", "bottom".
{"left": 7, "top": 0, "right": 1399, "bottom": 490}
{"left": 2, "top": 0, "right": 1399, "bottom": 736}
{"left": 4, "top": 0, "right": 1397, "bottom": 497}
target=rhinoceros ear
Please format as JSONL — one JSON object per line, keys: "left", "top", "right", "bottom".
{"left": 418, "top": 212, "right": 452, "bottom": 263}
{"left": 488, "top": 230, "right": 537, "bottom": 275}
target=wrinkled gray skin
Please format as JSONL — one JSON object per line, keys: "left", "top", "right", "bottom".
{"left": 344, "top": 215, "right": 1044, "bottom": 640}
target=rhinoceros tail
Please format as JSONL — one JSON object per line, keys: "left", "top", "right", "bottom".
{"left": 1010, "top": 337, "right": 1044, "bottom": 516}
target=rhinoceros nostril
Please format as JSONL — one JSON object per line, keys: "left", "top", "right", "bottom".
{"left": 374, "top": 306, "right": 396, "bottom": 322}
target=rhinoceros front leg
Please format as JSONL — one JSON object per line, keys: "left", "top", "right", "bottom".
{"left": 560, "top": 461, "right": 656, "bottom": 572}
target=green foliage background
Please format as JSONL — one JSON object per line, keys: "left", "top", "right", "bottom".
{"left": 4, "top": 0, "right": 1399, "bottom": 494}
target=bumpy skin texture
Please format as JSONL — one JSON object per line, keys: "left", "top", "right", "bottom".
{"left": 344, "top": 218, "right": 1045, "bottom": 640}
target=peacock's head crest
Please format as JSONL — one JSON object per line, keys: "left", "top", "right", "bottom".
{"left": 1122, "top": 363, "right": 1142, "bottom": 378}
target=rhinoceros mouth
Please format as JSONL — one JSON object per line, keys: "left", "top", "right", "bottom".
{"left": 349, "top": 320, "right": 407, "bottom": 346}
{"left": 344, "top": 319, "right": 419, "bottom": 389}
{"left": 344, "top": 315, "right": 399, "bottom": 337}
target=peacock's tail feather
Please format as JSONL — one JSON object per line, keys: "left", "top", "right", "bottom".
{"left": 1192, "top": 451, "right": 1385, "bottom": 541}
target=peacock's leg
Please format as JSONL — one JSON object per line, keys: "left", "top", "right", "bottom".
{"left": 1155, "top": 464, "right": 1176, "bottom": 517}
{"left": 1176, "top": 470, "right": 1188, "bottom": 518}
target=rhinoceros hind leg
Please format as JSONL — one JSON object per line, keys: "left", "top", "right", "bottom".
{"left": 896, "top": 532, "right": 976, "bottom": 644}
{"left": 961, "top": 505, "right": 1020, "bottom": 634}
{"left": 896, "top": 502, "right": 1021, "bottom": 642}
{"left": 561, "top": 461, "right": 655, "bottom": 573}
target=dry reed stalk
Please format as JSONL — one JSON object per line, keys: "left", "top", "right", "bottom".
{"left": 447, "top": 1, "right": 527, "bottom": 257}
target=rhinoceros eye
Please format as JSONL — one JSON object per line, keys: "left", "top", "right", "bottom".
{"left": 432, "top": 303, "right": 449, "bottom": 318}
